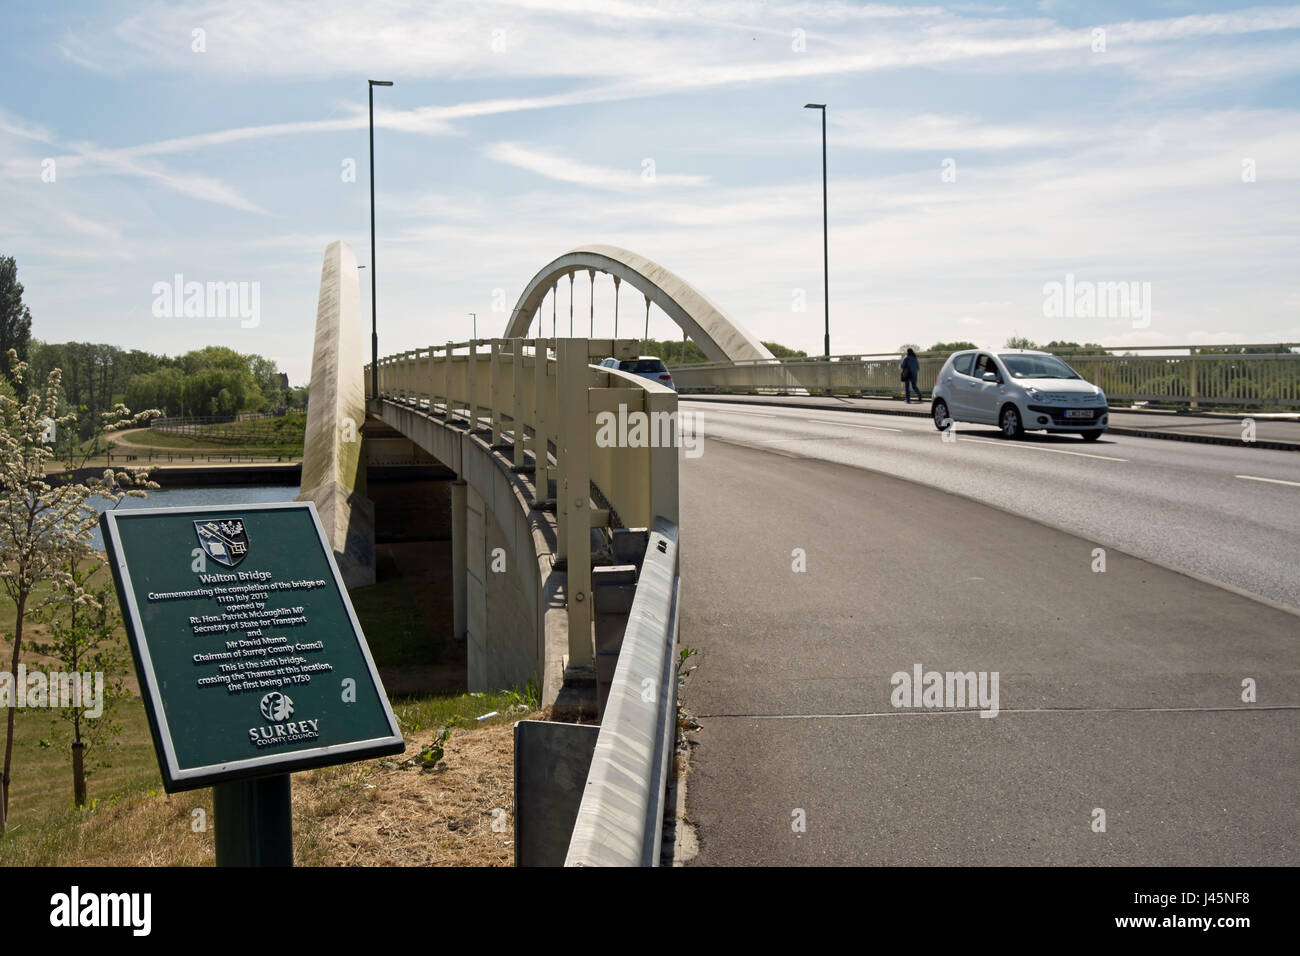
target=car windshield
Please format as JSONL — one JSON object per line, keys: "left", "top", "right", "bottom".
{"left": 998, "top": 353, "right": 1080, "bottom": 379}
{"left": 621, "top": 359, "right": 666, "bottom": 373}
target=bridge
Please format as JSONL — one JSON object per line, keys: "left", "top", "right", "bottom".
{"left": 298, "top": 240, "right": 1300, "bottom": 866}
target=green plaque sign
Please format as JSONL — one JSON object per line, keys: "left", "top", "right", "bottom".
{"left": 101, "top": 501, "right": 404, "bottom": 792}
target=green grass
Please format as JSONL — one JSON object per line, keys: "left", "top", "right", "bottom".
{"left": 0, "top": 701, "right": 162, "bottom": 853}
{"left": 0, "top": 558, "right": 162, "bottom": 856}
{"left": 389, "top": 690, "right": 536, "bottom": 737}
{"left": 0, "top": 689, "right": 529, "bottom": 865}
{"left": 0, "top": 551, "right": 531, "bottom": 864}
{"left": 153, "top": 412, "right": 306, "bottom": 446}
{"left": 110, "top": 412, "right": 306, "bottom": 455}
{"left": 115, "top": 433, "right": 301, "bottom": 455}
{"left": 348, "top": 574, "right": 443, "bottom": 668}
{"left": 124, "top": 431, "right": 294, "bottom": 451}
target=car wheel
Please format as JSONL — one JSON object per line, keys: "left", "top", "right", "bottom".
{"left": 1081, "top": 430, "right": 1103, "bottom": 442}
{"left": 999, "top": 404, "right": 1024, "bottom": 439}
{"left": 932, "top": 399, "right": 951, "bottom": 430}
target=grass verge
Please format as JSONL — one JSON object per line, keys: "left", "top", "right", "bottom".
{"left": 0, "top": 691, "right": 531, "bottom": 866}
{"left": 1, "top": 550, "right": 531, "bottom": 866}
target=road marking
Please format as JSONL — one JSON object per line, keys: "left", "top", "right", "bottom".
{"left": 1236, "top": 474, "right": 1300, "bottom": 488}
{"left": 720, "top": 410, "right": 783, "bottom": 418}
{"left": 697, "top": 704, "right": 1299, "bottom": 719}
{"left": 752, "top": 436, "right": 849, "bottom": 443}
{"left": 806, "top": 418, "right": 903, "bottom": 432}
{"left": 958, "top": 436, "right": 1127, "bottom": 461}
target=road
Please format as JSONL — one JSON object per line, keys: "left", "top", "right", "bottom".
{"left": 677, "top": 401, "right": 1299, "bottom": 865}
{"left": 681, "top": 392, "right": 1300, "bottom": 448}
{"left": 682, "top": 399, "right": 1300, "bottom": 610}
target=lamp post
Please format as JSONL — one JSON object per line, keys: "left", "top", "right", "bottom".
{"left": 804, "top": 103, "right": 829, "bottom": 359}
{"left": 369, "top": 79, "right": 394, "bottom": 399}
{"left": 469, "top": 312, "right": 477, "bottom": 340}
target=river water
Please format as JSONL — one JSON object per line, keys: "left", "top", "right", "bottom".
{"left": 89, "top": 486, "right": 299, "bottom": 550}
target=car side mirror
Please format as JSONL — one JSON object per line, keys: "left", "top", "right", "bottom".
{"left": 982, "top": 372, "right": 998, "bottom": 382}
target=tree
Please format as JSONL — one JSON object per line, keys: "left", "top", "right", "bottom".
{"left": 1043, "top": 340, "right": 1107, "bottom": 353}
{"left": 0, "top": 258, "right": 33, "bottom": 390}
{"left": 928, "top": 341, "right": 978, "bottom": 353}
{"left": 1193, "top": 344, "right": 1296, "bottom": 355}
{"left": 124, "top": 347, "right": 265, "bottom": 418}
{"left": 762, "top": 341, "right": 809, "bottom": 360}
{"left": 0, "top": 349, "right": 155, "bottom": 834}
{"left": 248, "top": 355, "right": 284, "bottom": 411}
{"left": 180, "top": 345, "right": 245, "bottom": 375}
{"left": 31, "top": 556, "right": 132, "bottom": 807}
{"left": 636, "top": 337, "right": 710, "bottom": 366}
{"left": 1005, "top": 335, "right": 1038, "bottom": 349}
{"left": 125, "top": 366, "right": 186, "bottom": 418}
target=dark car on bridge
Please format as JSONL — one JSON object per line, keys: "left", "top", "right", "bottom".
{"left": 599, "top": 356, "right": 675, "bottom": 391}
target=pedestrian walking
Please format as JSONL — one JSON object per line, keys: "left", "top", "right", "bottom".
{"left": 901, "top": 348, "right": 921, "bottom": 403}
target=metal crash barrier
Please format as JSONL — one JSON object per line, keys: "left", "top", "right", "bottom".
{"left": 566, "top": 517, "right": 680, "bottom": 867}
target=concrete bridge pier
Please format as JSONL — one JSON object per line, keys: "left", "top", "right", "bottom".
{"left": 363, "top": 388, "right": 567, "bottom": 706}
{"left": 451, "top": 479, "right": 467, "bottom": 644}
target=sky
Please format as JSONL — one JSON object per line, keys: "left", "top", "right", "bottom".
{"left": 1, "top": 0, "right": 1298, "bottom": 384}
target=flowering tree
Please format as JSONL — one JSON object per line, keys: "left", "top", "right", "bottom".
{"left": 32, "top": 556, "right": 132, "bottom": 808}
{"left": 0, "top": 349, "right": 156, "bottom": 834}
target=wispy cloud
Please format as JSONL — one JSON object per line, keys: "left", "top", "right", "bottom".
{"left": 6, "top": 0, "right": 1297, "bottom": 379}
{"left": 56, "top": 1, "right": 1300, "bottom": 91}
{"left": 484, "top": 142, "right": 707, "bottom": 189}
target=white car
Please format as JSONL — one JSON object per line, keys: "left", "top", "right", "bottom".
{"left": 930, "top": 349, "right": 1109, "bottom": 440}
{"left": 598, "top": 355, "right": 675, "bottom": 391}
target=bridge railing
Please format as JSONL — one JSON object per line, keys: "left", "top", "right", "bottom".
{"left": 673, "top": 345, "right": 1300, "bottom": 408}
{"left": 566, "top": 516, "right": 679, "bottom": 867}
{"left": 367, "top": 338, "right": 680, "bottom": 674}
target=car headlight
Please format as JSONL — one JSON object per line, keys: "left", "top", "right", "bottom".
{"left": 1026, "top": 387, "right": 1043, "bottom": 400}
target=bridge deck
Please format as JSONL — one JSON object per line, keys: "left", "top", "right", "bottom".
{"left": 681, "top": 392, "right": 1300, "bottom": 449}
{"left": 679, "top": 438, "right": 1298, "bottom": 865}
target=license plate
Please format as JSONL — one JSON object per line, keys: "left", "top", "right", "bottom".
{"left": 1065, "top": 409, "right": 1093, "bottom": 419}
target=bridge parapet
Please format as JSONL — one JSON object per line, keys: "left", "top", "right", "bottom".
{"left": 674, "top": 345, "right": 1300, "bottom": 408}
{"left": 367, "top": 338, "right": 680, "bottom": 708}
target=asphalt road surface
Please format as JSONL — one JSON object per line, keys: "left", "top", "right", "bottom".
{"left": 683, "top": 400, "right": 1300, "bottom": 610}
{"left": 678, "top": 403, "right": 1298, "bottom": 865}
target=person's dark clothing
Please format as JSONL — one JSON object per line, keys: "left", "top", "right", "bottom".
{"left": 902, "top": 353, "right": 921, "bottom": 402}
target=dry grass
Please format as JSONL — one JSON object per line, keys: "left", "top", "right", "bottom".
{"left": 6, "top": 723, "right": 516, "bottom": 867}
{"left": 299, "top": 724, "right": 514, "bottom": 867}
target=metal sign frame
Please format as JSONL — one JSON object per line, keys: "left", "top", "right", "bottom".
{"left": 101, "top": 500, "right": 404, "bottom": 792}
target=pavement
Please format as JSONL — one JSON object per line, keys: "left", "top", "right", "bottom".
{"left": 677, "top": 407, "right": 1299, "bottom": 866}
{"left": 681, "top": 392, "right": 1300, "bottom": 451}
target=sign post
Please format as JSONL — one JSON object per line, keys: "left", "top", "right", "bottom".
{"left": 100, "top": 501, "right": 405, "bottom": 866}
{"left": 213, "top": 775, "right": 293, "bottom": 866}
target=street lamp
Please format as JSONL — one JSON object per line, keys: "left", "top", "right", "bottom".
{"left": 469, "top": 312, "right": 477, "bottom": 340}
{"left": 805, "top": 103, "right": 829, "bottom": 359}
{"left": 369, "top": 79, "right": 394, "bottom": 399}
